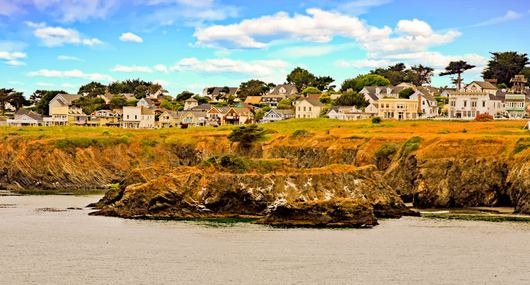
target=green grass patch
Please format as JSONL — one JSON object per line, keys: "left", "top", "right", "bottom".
{"left": 54, "top": 137, "right": 129, "bottom": 151}
{"left": 375, "top": 143, "right": 398, "bottom": 160}
{"left": 402, "top": 136, "right": 422, "bottom": 155}
{"left": 513, "top": 138, "right": 530, "bottom": 154}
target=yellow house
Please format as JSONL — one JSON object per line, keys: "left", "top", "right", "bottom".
{"left": 45, "top": 94, "right": 87, "bottom": 126}
{"left": 159, "top": 111, "right": 182, "bottom": 128}
{"left": 377, "top": 98, "right": 418, "bottom": 120}
{"left": 295, "top": 98, "right": 324, "bottom": 119}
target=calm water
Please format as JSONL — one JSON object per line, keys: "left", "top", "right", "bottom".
{"left": 1, "top": 195, "right": 530, "bottom": 285}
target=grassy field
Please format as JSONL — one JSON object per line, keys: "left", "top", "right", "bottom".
{"left": 0, "top": 118, "right": 529, "bottom": 144}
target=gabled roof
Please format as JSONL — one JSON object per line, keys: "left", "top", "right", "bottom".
{"left": 55, "top": 94, "right": 82, "bottom": 105}
{"left": 185, "top": 97, "right": 198, "bottom": 102}
{"left": 15, "top": 109, "right": 43, "bottom": 121}
{"left": 244, "top": 96, "right": 262, "bottom": 104}
{"left": 141, "top": 107, "right": 155, "bottom": 115}
{"left": 191, "top": 104, "right": 213, "bottom": 111}
{"left": 468, "top": 81, "right": 498, "bottom": 90}
{"left": 297, "top": 97, "right": 324, "bottom": 107}
{"left": 269, "top": 84, "right": 298, "bottom": 96}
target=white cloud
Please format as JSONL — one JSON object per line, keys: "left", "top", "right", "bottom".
{"left": 194, "top": 8, "right": 460, "bottom": 54}
{"left": 57, "top": 55, "right": 82, "bottom": 61}
{"left": 275, "top": 43, "right": 356, "bottom": 58}
{"left": 111, "top": 65, "right": 154, "bottom": 73}
{"left": 6, "top": 60, "right": 26, "bottom": 66}
{"left": 336, "top": 59, "right": 393, "bottom": 69}
{"left": 0, "top": 0, "right": 24, "bottom": 16}
{"left": 28, "top": 69, "right": 114, "bottom": 82}
{"left": 119, "top": 32, "right": 143, "bottom": 43}
{"left": 171, "top": 57, "right": 289, "bottom": 81}
{"left": 27, "top": 22, "right": 103, "bottom": 47}
{"left": 471, "top": 10, "right": 522, "bottom": 27}
{"left": 154, "top": 64, "right": 169, "bottom": 73}
{"left": 0, "top": 51, "right": 27, "bottom": 66}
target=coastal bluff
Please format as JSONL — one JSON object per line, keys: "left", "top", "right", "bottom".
{"left": 1, "top": 119, "right": 529, "bottom": 226}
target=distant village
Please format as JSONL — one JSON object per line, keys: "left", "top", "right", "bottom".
{"left": 1, "top": 53, "right": 530, "bottom": 128}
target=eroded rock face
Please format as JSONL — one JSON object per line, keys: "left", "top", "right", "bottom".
{"left": 508, "top": 159, "right": 530, "bottom": 214}
{"left": 257, "top": 198, "right": 378, "bottom": 228}
{"left": 92, "top": 165, "right": 412, "bottom": 225}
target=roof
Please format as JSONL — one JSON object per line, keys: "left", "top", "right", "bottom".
{"left": 15, "top": 109, "right": 43, "bottom": 121}
{"left": 206, "top": 87, "right": 239, "bottom": 97}
{"left": 468, "top": 81, "right": 498, "bottom": 90}
{"left": 191, "top": 104, "right": 212, "bottom": 111}
{"left": 185, "top": 97, "right": 198, "bottom": 102}
{"left": 269, "top": 84, "right": 298, "bottom": 96}
{"left": 489, "top": 93, "right": 505, "bottom": 102}
{"left": 244, "top": 96, "right": 262, "bottom": 104}
{"left": 448, "top": 91, "right": 489, "bottom": 96}
{"left": 275, "top": 109, "right": 294, "bottom": 115}
{"left": 298, "top": 97, "right": 324, "bottom": 107}
{"left": 141, "top": 107, "right": 155, "bottom": 115}
{"left": 56, "top": 94, "right": 82, "bottom": 105}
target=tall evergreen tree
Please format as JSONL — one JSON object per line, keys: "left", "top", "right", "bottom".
{"left": 439, "top": 61, "right": 476, "bottom": 90}
{"left": 482, "top": 52, "right": 529, "bottom": 86}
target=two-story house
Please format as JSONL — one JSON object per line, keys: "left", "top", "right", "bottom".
{"left": 45, "top": 93, "right": 87, "bottom": 126}
{"left": 122, "top": 106, "right": 155, "bottom": 129}
{"left": 377, "top": 98, "right": 418, "bottom": 120}
{"left": 7, "top": 109, "right": 43, "bottom": 126}
{"left": 295, "top": 98, "right": 324, "bottom": 119}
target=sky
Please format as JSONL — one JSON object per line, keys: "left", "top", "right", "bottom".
{"left": 1, "top": 0, "right": 530, "bottom": 96}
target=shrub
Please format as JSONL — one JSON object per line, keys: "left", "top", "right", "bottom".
{"left": 290, "top": 129, "right": 312, "bottom": 138}
{"left": 228, "top": 124, "right": 271, "bottom": 149}
{"left": 403, "top": 136, "right": 422, "bottom": 155}
{"left": 375, "top": 143, "right": 398, "bottom": 160}
{"left": 513, "top": 138, "right": 530, "bottom": 154}
{"left": 205, "top": 155, "right": 250, "bottom": 173}
{"left": 372, "top": 117, "right": 382, "bottom": 124}
{"left": 475, "top": 114, "right": 494, "bottom": 122}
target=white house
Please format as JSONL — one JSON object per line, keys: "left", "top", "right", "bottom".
{"left": 295, "top": 98, "right": 324, "bottom": 119}
{"left": 7, "top": 109, "right": 43, "bottom": 126}
{"left": 184, "top": 98, "right": 199, "bottom": 110}
{"left": 410, "top": 88, "right": 439, "bottom": 118}
{"left": 137, "top": 97, "right": 157, "bottom": 109}
{"left": 261, "top": 109, "right": 295, "bottom": 123}
{"left": 122, "top": 106, "right": 155, "bottom": 129}
{"left": 464, "top": 81, "right": 498, "bottom": 95}
{"left": 448, "top": 92, "right": 503, "bottom": 119}
{"left": 327, "top": 106, "right": 372, "bottom": 121}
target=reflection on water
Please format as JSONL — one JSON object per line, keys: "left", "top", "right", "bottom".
{"left": 1, "top": 195, "right": 530, "bottom": 285}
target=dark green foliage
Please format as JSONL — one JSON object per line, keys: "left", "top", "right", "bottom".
{"left": 334, "top": 91, "right": 369, "bottom": 108}
{"left": 54, "top": 137, "right": 129, "bottom": 153}
{"left": 403, "top": 136, "right": 422, "bottom": 155}
{"left": 72, "top": 96, "right": 107, "bottom": 114}
{"left": 33, "top": 90, "right": 67, "bottom": 115}
{"left": 290, "top": 129, "right": 312, "bottom": 138}
{"left": 340, "top": 74, "right": 390, "bottom": 92}
{"left": 228, "top": 124, "right": 271, "bottom": 148}
{"left": 175, "top": 91, "right": 195, "bottom": 102}
{"left": 440, "top": 61, "right": 476, "bottom": 89}
{"left": 372, "top": 117, "right": 382, "bottom": 124}
{"left": 238, "top": 79, "right": 271, "bottom": 99}
{"left": 78, "top": 82, "right": 106, "bottom": 97}
{"left": 398, "top": 87, "right": 415, "bottom": 99}
{"left": 286, "top": 67, "right": 335, "bottom": 92}
{"left": 107, "top": 79, "right": 159, "bottom": 99}
{"left": 375, "top": 143, "right": 398, "bottom": 160}
{"left": 109, "top": 95, "right": 128, "bottom": 109}
{"left": 482, "top": 52, "right": 529, "bottom": 86}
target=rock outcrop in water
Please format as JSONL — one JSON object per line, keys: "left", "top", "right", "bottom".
{"left": 91, "top": 165, "right": 413, "bottom": 226}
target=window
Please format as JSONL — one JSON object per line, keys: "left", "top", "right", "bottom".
{"left": 450, "top": 101, "right": 455, "bottom": 107}
{"left": 303, "top": 107, "right": 306, "bottom": 111}
{"left": 471, "top": 101, "right": 477, "bottom": 107}
{"left": 464, "top": 101, "right": 467, "bottom": 107}
{"left": 482, "top": 101, "right": 486, "bottom": 107}
{"left": 309, "top": 107, "right": 312, "bottom": 111}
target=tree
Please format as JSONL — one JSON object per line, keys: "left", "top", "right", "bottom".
{"left": 314, "top": 76, "right": 335, "bottom": 91}
{"left": 8, "top": 92, "right": 29, "bottom": 110}
{"left": 238, "top": 80, "right": 270, "bottom": 99}
{"left": 78, "top": 81, "right": 106, "bottom": 97}
{"left": 176, "top": 91, "right": 195, "bottom": 102}
{"left": 0, "top": 88, "right": 15, "bottom": 115}
{"left": 133, "top": 85, "right": 148, "bottom": 99}
{"left": 72, "top": 96, "right": 106, "bottom": 114}
{"left": 277, "top": 98, "right": 294, "bottom": 109}
{"left": 228, "top": 124, "right": 271, "bottom": 149}
{"left": 334, "top": 91, "right": 369, "bottom": 109}
{"left": 371, "top": 63, "right": 408, "bottom": 85}
{"left": 410, "top": 65, "right": 434, "bottom": 85}
{"left": 482, "top": 52, "right": 529, "bottom": 86}
{"left": 398, "top": 87, "right": 415, "bottom": 99}
{"left": 302, "top": 87, "right": 321, "bottom": 96}
{"left": 109, "top": 95, "right": 128, "bottom": 109}
{"left": 286, "top": 67, "right": 317, "bottom": 92}
{"left": 33, "top": 90, "right": 66, "bottom": 115}
{"left": 341, "top": 74, "right": 391, "bottom": 92}
{"left": 439, "top": 61, "right": 476, "bottom": 90}
{"left": 193, "top": 95, "right": 209, "bottom": 104}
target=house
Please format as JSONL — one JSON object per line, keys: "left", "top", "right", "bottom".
{"left": 122, "top": 106, "right": 155, "bottom": 129}
{"left": 261, "top": 84, "right": 299, "bottom": 108}
{"left": 295, "top": 98, "right": 324, "bottom": 119}
{"left": 224, "top": 107, "right": 255, "bottom": 125}
{"left": 261, "top": 109, "right": 295, "bottom": 123}
{"left": 359, "top": 86, "right": 392, "bottom": 104}
{"left": 137, "top": 97, "right": 157, "bottom": 109}
{"left": 7, "top": 109, "right": 43, "bottom": 126}
{"left": 244, "top": 96, "right": 262, "bottom": 105}
{"left": 326, "top": 106, "right": 372, "bottom": 121}
{"left": 464, "top": 81, "right": 498, "bottom": 95}
{"left": 203, "top": 87, "right": 239, "bottom": 101}
{"left": 377, "top": 98, "right": 418, "bottom": 120}
{"left": 448, "top": 92, "right": 503, "bottom": 119}
{"left": 86, "top": 109, "right": 121, "bottom": 127}
{"left": 99, "top": 93, "right": 136, "bottom": 104}
{"left": 410, "top": 87, "right": 439, "bottom": 118}
{"left": 206, "top": 107, "right": 226, "bottom": 126}
{"left": 184, "top": 98, "right": 198, "bottom": 110}
{"left": 45, "top": 93, "right": 87, "bottom": 126}
{"left": 191, "top": 104, "right": 213, "bottom": 112}
{"left": 159, "top": 111, "right": 182, "bottom": 128}
{"left": 180, "top": 110, "right": 207, "bottom": 127}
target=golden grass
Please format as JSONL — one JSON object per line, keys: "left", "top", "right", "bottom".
{"left": 0, "top": 118, "right": 528, "bottom": 144}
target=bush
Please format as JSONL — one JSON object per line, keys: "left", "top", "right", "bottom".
{"left": 513, "top": 138, "right": 530, "bottom": 154}
{"left": 290, "top": 129, "right": 312, "bottom": 138}
{"left": 372, "top": 117, "right": 382, "bottom": 124}
{"left": 228, "top": 124, "right": 271, "bottom": 149}
{"left": 374, "top": 143, "right": 398, "bottom": 170}
{"left": 54, "top": 137, "right": 129, "bottom": 152}
{"left": 475, "top": 114, "right": 494, "bottom": 122}
{"left": 403, "top": 136, "right": 422, "bottom": 155}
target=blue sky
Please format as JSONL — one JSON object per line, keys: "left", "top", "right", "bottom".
{"left": 1, "top": 0, "right": 530, "bottom": 96}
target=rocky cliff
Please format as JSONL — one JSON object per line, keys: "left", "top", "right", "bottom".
{"left": 1, "top": 123, "right": 529, "bottom": 221}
